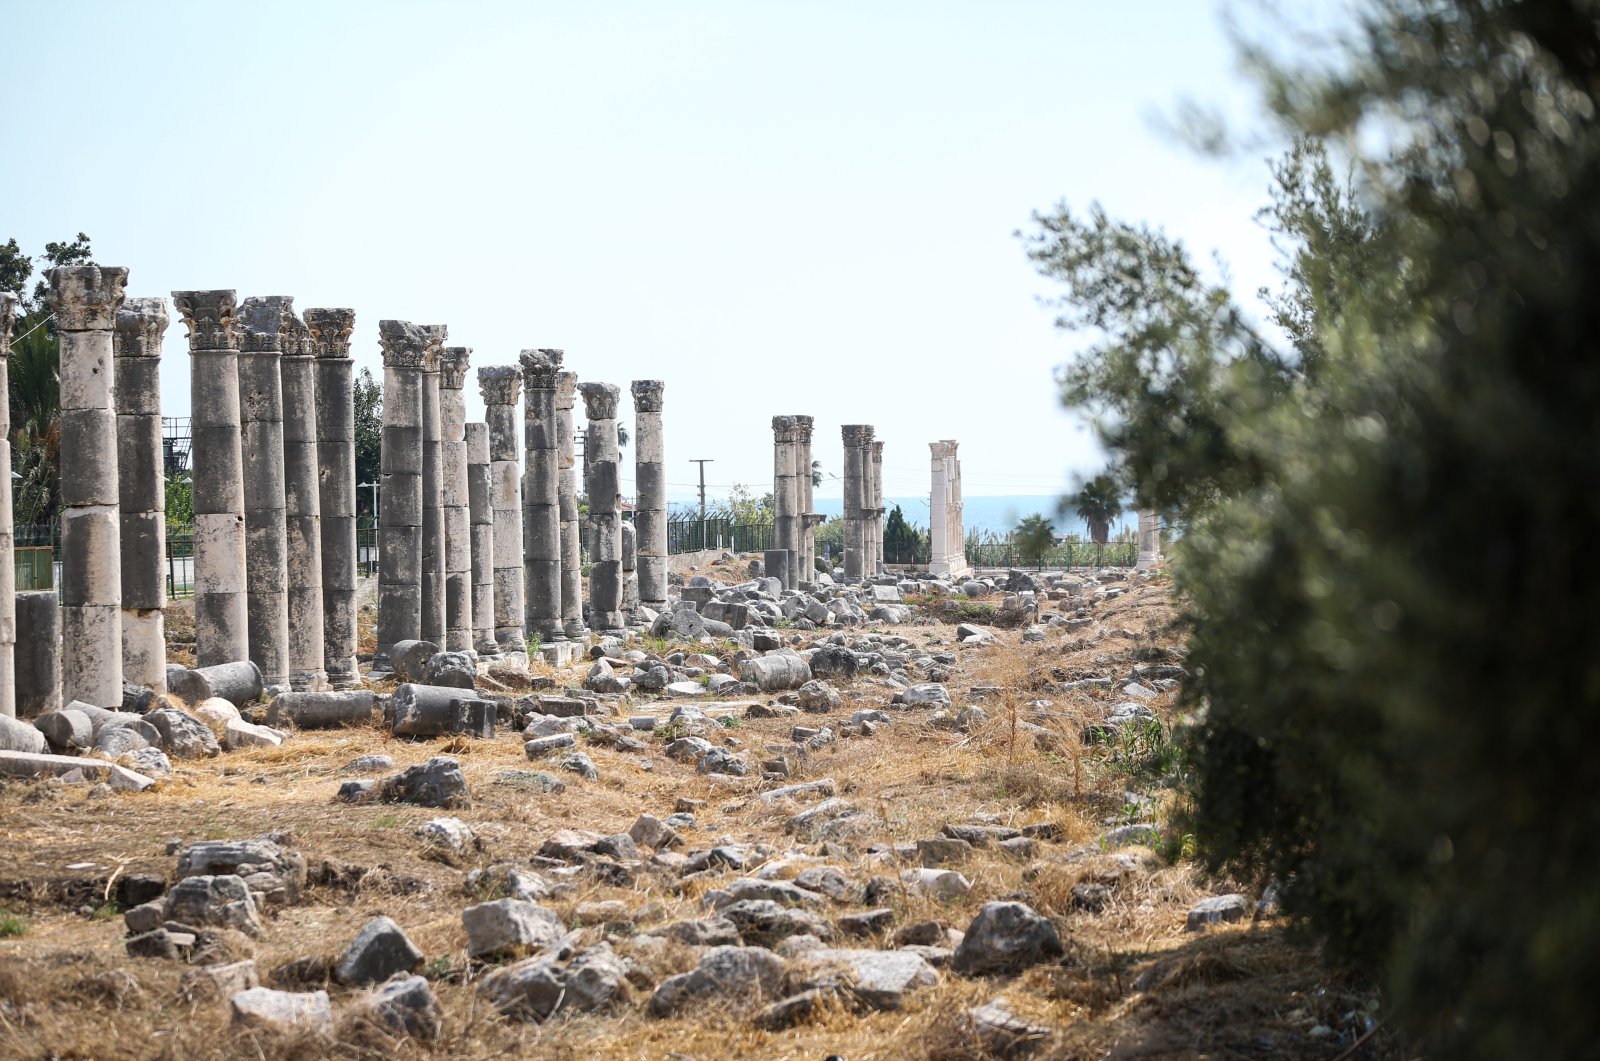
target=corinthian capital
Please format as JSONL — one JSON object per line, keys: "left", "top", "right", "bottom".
{"left": 792, "top": 414, "right": 814, "bottom": 444}
{"left": 438, "top": 346, "right": 473, "bottom": 389}
{"left": 282, "top": 308, "right": 314, "bottom": 358}
{"left": 113, "top": 297, "right": 170, "bottom": 358}
{"left": 477, "top": 365, "right": 522, "bottom": 405}
{"left": 378, "top": 319, "right": 429, "bottom": 370}
{"left": 172, "top": 290, "right": 239, "bottom": 351}
{"left": 49, "top": 265, "right": 128, "bottom": 331}
{"left": 842, "top": 424, "right": 875, "bottom": 448}
{"left": 421, "top": 324, "right": 448, "bottom": 372}
{"left": 520, "top": 348, "right": 564, "bottom": 390}
{"left": 630, "top": 379, "right": 665, "bottom": 413}
{"left": 930, "top": 439, "right": 959, "bottom": 460}
{"left": 237, "top": 295, "right": 294, "bottom": 353}
{"left": 579, "top": 381, "right": 620, "bottom": 420}
{"left": 304, "top": 308, "right": 355, "bottom": 358}
{"left": 772, "top": 415, "right": 798, "bottom": 443}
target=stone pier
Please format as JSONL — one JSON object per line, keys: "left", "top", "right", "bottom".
{"left": 375, "top": 321, "right": 428, "bottom": 670}
{"left": 305, "top": 308, "right": 358, "bottom": 687}
{"left": 631, "top": 380, "right": 668, "bottom": 610}
{"left": 439, "top": 347, "right": 474, "bottom": 652}
{"left": 929, "top": 440, "right": 970, "bottom": 578}
{"left": 478, "top": 366, "right": 526, "bottom": 654}
{"left": 1137, "top": 511, "right": 1162, "bottom": 569}
{"left": 174, "top": 290, "right": 248, "bottom": 666}
{"left": 556, "top": 371, "right": 586, "bottom": 640}
{"left": 466, "top": 422, "right": 497, "bottom": 656}
{"left": 281, "top": 310, "right": 326, "bottom": 690}
{"left": 581, "top": 382, "right": 624, "bottom": 631}
{"left": 621, "top": 521, "right": 639, "bottom": 618}
{"left": 841, "top": 424, "right": 874, "bottom": 581}
{"left": 50, "top": 266, "right": 127, "bottom": 709}
{"left": 0, "top": 294, "right": 15, "bottom": 716}
{"left": 772, "top": 416, "right": 801, "bottom": 590}
{"left": 794, "top": 415, "right": 816, "bottom": 587}
{"left": 112, "top": 297, "right": 169, "bottom": 693}
{"left": 420, "top": 325, "right": 447, "bottom": 646}
{"left": 237, "top": 296, "right": 293, "bottom": 690}
{"left": 869, "top": 439, "right": 885, "bottom": 572}
{"left": 521, "top": 350, "right": 564, "bottom": 644}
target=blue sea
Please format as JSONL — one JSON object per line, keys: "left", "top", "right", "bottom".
{"left": 810, "top": 495, "right": 1139, "bottom": 540}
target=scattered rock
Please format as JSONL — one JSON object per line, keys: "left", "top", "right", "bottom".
{"left": 952, "top": 902, "right": 1064, "bottom": 977}
{"left": 649, "top": 945, "right": 787, "bottom": 1017}
{"left": 334, "top": 916, "right": 425, "bottom": 986}
{"left": 355, "top": 974, "right": 441, "bottom": 1041}
{"left": 462, "top": 898, "right": 567, "bottom": 959}
{"left": 229, "top": 987, "right": 334, "bottom": 1036}
{"left": 1186, "top": 894, "right": 1250, "bottom": 931}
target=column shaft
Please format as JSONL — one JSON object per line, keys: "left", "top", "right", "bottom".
{"left": 772, "top": 416, "right": 799, "bottom": 590}
{"left": 794, "top": 415, "right": 815, "bottom": 586}
{"left": 521, "top": 349, "right": 564, "bottom": 642}
{"left": 420, "top": 325, "right": 447, "bottom": 645}
{"left": 237, "top": 296, "right": 293, "bottom": 690}
{"left": 581, "top": 382, "right": 624, "bottom": 630}
{"left": 841, "top": 425, "right": 873, "bottom": 580}
{"left": 307, "top": 308, "right": 358, "bottom": 687}
{"left": 113, "top": 297, "right": 169, "bottom": 692}
{"left": 478, "top": 366, "right": 526, "bottom": 652}
{"left": 439, "top": 347, "right": 473, "bottom": 652}
{"left": 556, "top": 373, "right": 586, "bottom": 638}
{"left": 631, "top": 380, "right": 667, "bottom": 609}
{"left": 281, "top": 311, "right": 326, "bottom": 689}
{"left": 466, "top": 422, "right": 497, "bottom": 655}
{"left": 376, "top": 321, "right": 428, "bottom": 667}
{"left": 0, "top": 294, "right": 16, "bottom": 715}
{"left": 869, "top": 439, "right": 885, "bottom": 572}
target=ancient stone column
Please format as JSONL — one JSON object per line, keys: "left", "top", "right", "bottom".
{"left": 521, "top": 349, "right": 564, "bottom": 644}
{"left": 0, "top": 294, "right": 16, "bottom": 716}
{"left": 869, "top": 439, "right": 886, "bottom": 572}
{"left": 621, "top": 521, "right": 640, "bottom": 618}
{"left": 772, "top": 416, "right": 800, "bottom": 591}
{"left": 630, "top": 380, "right": 668, "bottom": 610}
{"left": 581, "top": 382, "right": 624, "bottom": 631}
{"left": 1137, "top": 511, "right": 1162, "bottom": 569}
{"left": 556, "top": 371, "right": 586, "bottom": 639}
{"left": 841, "top": 424, "right": 873, "bottom": 581}
{"left": 236, "top": 297, "right": 294, "bottom": 691}
{"left": 438, "top": 346, "right": 473, "bottom": 652}
{"left": 50, "top": 266, "right": 128, "bottom": 709}
{"left": 279, "top": 310, "right": 327, "bottom": 690}
{"left": 478, "top": 366, "right": 526, "bottom": 653}
{"left": 174, "top": 290, "right": 248, "bottom": 667}
{"left": 112, "top": 297, "right": 169, "bottom": 693}
{"left": 466, "top": 422, "right": 496, "bottom": 656}
{"left": 794, "top": 415, "right": 816, "bottom": 587}
{"left": 420, "top": 325, "right": 448, "bottom": 645}
{"left": 376, "top": 321, "right": 428, "bottom": 670}
{"left": 929, "top": 440, "right": 970, "bottom": 578}
{"left": 305, "top": 308, "right": 358, "bottom": 687}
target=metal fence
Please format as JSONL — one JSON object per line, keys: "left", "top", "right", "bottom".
{"left": 965, "top": 540, "right": 1139, "bottom": 569}
{"left": 666, "top": 518, "right": 773, "bottom": 555}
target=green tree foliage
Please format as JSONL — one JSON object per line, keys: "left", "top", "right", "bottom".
{"left": 717, "top": 483, "right": 775, "bottom": 524}
{"left": 1012, "top": 513, "right": 1055, "bottom": 563}
{"left": 354, "top": 367, "right": 382, "bottom": 521}
{"left": 882, "top": 504, "right": 927, "bottom": 564}
{"left": 1071, "top": 474, "right": 1121, "bottom": 544}
{"left": 1026, "top": 2, "right": 1600, "bottom": 1054}
{"left": 165, "top": 471, "right": 193, "bottom": 530}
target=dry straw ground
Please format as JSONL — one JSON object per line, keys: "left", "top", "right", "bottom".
{"left": 0, "top": 577, "right": 1393, "bottom": 1059}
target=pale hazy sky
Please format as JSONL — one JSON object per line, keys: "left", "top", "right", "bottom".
{"left": 5, "top": 0, "right": 1295, "bottom": 508}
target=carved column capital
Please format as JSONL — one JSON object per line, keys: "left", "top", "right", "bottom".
{"left": 421, "top": 325, "right": 448, "bottom": 372}
{"left": 477, "top": 365, "right": 523, "bottom": 405}
{"left": 792, "top": 414, "right": 814, "bottom": 444}
{"left": 842, "top": 424, "right": 875, "bottom": 447}
{"left": 172, "top": 290, "right": 239, "bottom": 351}
{"left": 930, "top": 439, "right": 959, "bottom": 460}
{"left": 630, "top": 379, "right": 665, "bottom": 413}
{"left": 49, "top": 265, "right": 128, "bottom": 330}
{"left": 237, "top": 295, "right": 294, "bottom": 352}
{"left": 520, "top": 348, "right": 564, "bottom": 390}
{"left": 438, "top": 346, "right": 473, "bottom": 389}
{"left": 555, "top": 370, "right": 578, "bottom": 410}
{"left": 281, "top": 309, "right": 315, "bottom": 358}
{"left": 772, "top": 415, "right": 798, "bottom": 443}
{"left": 0, "top": 292, "right": 17, "bottom": 339}
{"left": 113, "top": 297, "right": 170, "bottom": 357}
{"left": 378, "top": 319, "right": 429, "bottom": 370}
{"left": 579, "top": 381, "right": 620, "bottom": 420}
{"left": 304, "top": 308, "right": 356, "bottom": 359}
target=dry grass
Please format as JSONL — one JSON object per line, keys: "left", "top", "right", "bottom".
{"left": 0, "top": 580, "right": 1398, "bottom": 1059}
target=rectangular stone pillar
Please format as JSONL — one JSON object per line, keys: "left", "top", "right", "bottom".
{"left": 439, "top": 347, "right": 473, "bottom": 652}
{"left": 15, "top": 591, "right": 59, "bottom": 719}
{"left": 1137, "top": 511, "right": 1162, "bottom": 569}
{"left": 621, "top": 520, "right": 639, "bottom": 618}
{"left": 0, "top": 294, "right": 17, "bottom": 716}
{"left": 376, "top": 321, "right": 429, "bottom": 670}
{"left": 280, "top": 310, "right": 327, "bottom": 690}
{"left": 112, "top": 297, "right": 170, "bottom": 693}
{"left": 174, "top": 290, "right": 248, "bottom": 667}
{"left": 477, "top": 366, "right": 526, "bottom": 654}
{"left": 630, "top": 380, "right": 668, "bottom": 610}
{"left": 772, "top": 416, "right": 800, "bottom": 591}
{"left": 556, "top": 372, "right": 586, "bottom": 639}
{"left": 521, "top": 349, "right": 564, "bottom": 643}
{"left": 466, "top": 422, "right": 497, "bottom": 656}
{"left": 841, "top": 424, "right": 874, "bottom": 581}
{"left": 420, "top": 325, "right": 447, "bottom": 645}
{"left": 581, "top": 382, "right": 624, "bottom": 631}
{"left": 928, "top": 440, "right": 970, "bottom": 578}
{"left": 306, "top": 308, "right": 359, "bottom": 687}
{"left": 50, "top": 265, "right": 128, "bottom": 709}
{"left": 237, "top": 296, "right": 294, "bottom": 691}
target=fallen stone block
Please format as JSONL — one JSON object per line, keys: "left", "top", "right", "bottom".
{"left": 0, "top": 750, "right": 155, "bottom": 791}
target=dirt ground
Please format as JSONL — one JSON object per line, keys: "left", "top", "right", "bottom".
{"left": 0, "top": 575, "right": 1397, "bottom": 1060}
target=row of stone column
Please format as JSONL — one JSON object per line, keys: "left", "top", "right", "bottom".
{"left": 840, "top": 424, "right": 882, "bottom": 579}
{"left": 769, "top": 416, "right": 819, "bottom": 591}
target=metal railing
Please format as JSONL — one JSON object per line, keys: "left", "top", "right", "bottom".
{"left": 666, "top": 518, "right": 773, "bottom": 555}
{"left": 965, "top": 540, "right": 1139, "bottom": 569}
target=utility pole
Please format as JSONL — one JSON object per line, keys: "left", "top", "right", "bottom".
{"left": 690, "top": 459, "right": 713, "bottom": 518}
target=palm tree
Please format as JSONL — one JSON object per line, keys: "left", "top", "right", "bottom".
{"left": 1013, "top": 513, "right": 1056, "bottom": 566}
{"left": 1072, "top": 474, "right": 1121, "bottom": 545}
{"left": 812, "top": 460, "right": 823, "bottom": 488}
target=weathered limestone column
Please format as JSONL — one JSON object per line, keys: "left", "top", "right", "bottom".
{"left": 1137, "top": 511, "right": 1162, "bottom": 569}
{"left": 420, "top": 325, "right": 448, "bottom": 645}
{"left": 621, "top": 521, "right": 640, "bottom": 618}
{"left": 929, "top": 440, "right": 970, "bottom": 578}
{"left": 439, "top": 346, "right": 473, "bottom": 652}
{"left": 237, "top": 297, "right": 293, "bottom": 691}
{"left": 521, "top": 349, "right": 564, "bottom": 643}
{"left": 771, "top": 416, "right": 800, "bottom": 591}
{"left": 466, "top": 422, "right": 497, "bottom": 656}
{"left": 841, "top": 424, "right": 873, "bottom": 580}
{"left": 556, "top": 372, "right": 586, "bottom": 639}
{"left": 50, "top": 266, "right": 127, "bottom": 709}
{"left": 174, "top": 290, "right": 248, "bottom": 666}
{"left": 630, "top": 380, "right": 668, "bottom": 610}
{"left": 581, "top": 382, "right": 624, "bottom": 631}
{"left": 869, "top": 439, "right": 886, "bottom": 572}
{"left": 794, "top": 415, "right": 816, "bottom": 587}
{"left": 478, "top": 366, "right": 527, "bottom": 653}
{"left": 306, "top": 308, "right": 358, "bottom": 687}
{"left": 112, "top": 297, "right": 169, "bottom": 693}
{"left": 280, "top": 311, "right": 327, "bottom": 690}
{"left": 0, "top": 294, "right": 16, "bottom": 716}
{"left": 376, "top": 321, "right": 428, "bottom": 670}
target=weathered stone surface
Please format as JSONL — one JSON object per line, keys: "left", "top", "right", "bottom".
{"left": 897, "top": 683, "right": 951, "bottom": 707}
{"left": 703, "top": 878, "right": 827, "bottom": 911}
{"left": 424, "top": 650, "right": 476, "bottom": 690}
{"left": 952, "top": 902, "right": 1064, "bottom": 977}
{"left": 334, "top": 916, "right": 425, "bottom": 985}
{"left": 1186, "top": 894, "right": 1250, "bottom": 931}
{"left": 176, "top": 839, "right": 306, "bottom": 907}
{"left": 462, "top": 898, "right": 566, "bottom": 959}
{"left": 417, "top": 816, "right": 480, "bottom": 861}
{"left": 628, "top": 813, "right": 679, "bottom": 850}
{"left": 180, "top": 959, "right": 259, "bottom": 1001}
{"left": 224, "top": 718, "right": 286, "bottom": 750}
{"left": 741, "top": 653, "right": 811, "bottom": 691}
{"left": 170, "top": 661, "right": 264, "bottom": 708}
{"left": 230, "top": 987, "right": 334, "bottom": 1036}
{"left": 808, "top": 645, "right": 859, "bottom": 679}
{"left": 901, "top": 867, "right": 973, "bottom": 901}
{"left": 33, "top": 709, "right": 92, "bottom": 752}
{"left": 0, "top": 715, "right": 47, "bottom": 754}
{"left": 720, "top": 899, "right": 835, "bottom": 948}
{"left": 380, "top": 756, "right": 470, "bottom": 808}
{"left": 390, "top": 639, "right": 438, "bottom": 684}
{"left": 164, "top": 874, "right": 262, "bottom": 937}
{"left": 0, "top": 749, "right": 155, "bottom": 791}
{"left": 794, "top": 947, "right": 939, "bottom": 1010}
{"left": 648, "top": 945, "right": 787, "bottom": 1017}
{"left": 524, "top": 733, "right": 576, "bottom": 757}
{"left": 356, "top": 974, "right": 441, "bottom": 1041}
{"left": 145, "top": 708, "right": 221, "bottom": 759}
{"left": 267, "top": 690, "right": 373, "bottom": 729}
{"left": 796, "top": 679, "right": 841, "bottom": 713}
{"left": 962, "top": 999, "right": 1056, "bottom": 1057}
{"left": 655, "top": 916, "right": 741, "bottom": 947}
{"left": 122, "top": 747, "right": 173, "bottom": 777}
